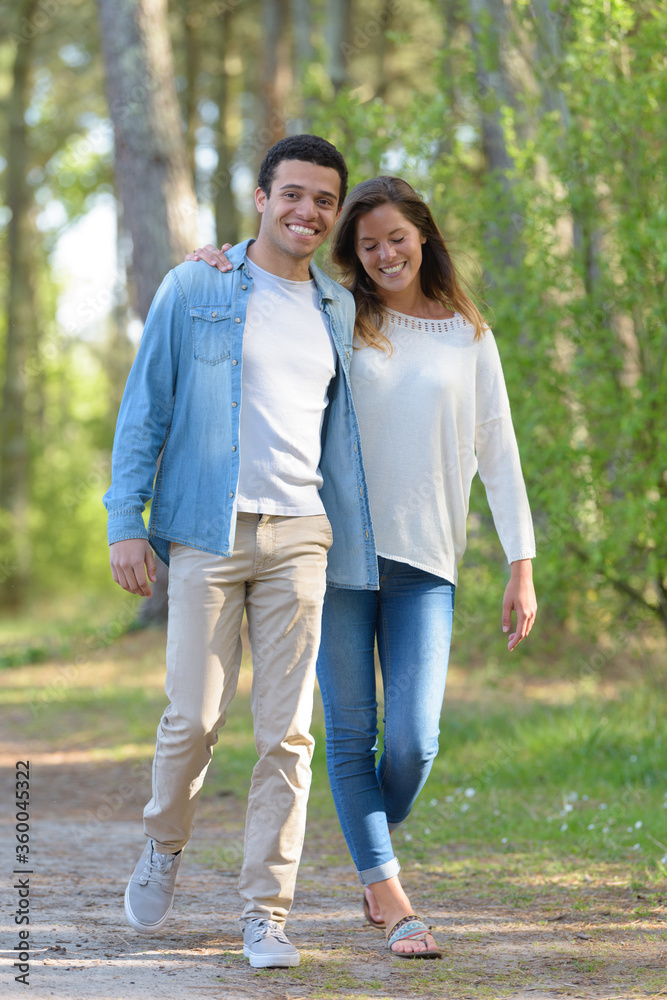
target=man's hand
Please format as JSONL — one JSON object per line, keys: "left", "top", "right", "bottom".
{"left": 502, "top": 559, "right": 537, "bottom": 652}
{"left": 185, "top": 243, "right": 233, "bottom": 271}
{"left": 110, "top": 539, "right": 157, "bottom": 597}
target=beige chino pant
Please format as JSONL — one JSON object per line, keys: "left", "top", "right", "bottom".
{"left": 143, "top": 512, "right": 332, "bottom": 926}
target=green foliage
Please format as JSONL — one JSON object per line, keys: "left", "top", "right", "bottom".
{"left": 0, "top": 0, "right": 664, "bottom": 646}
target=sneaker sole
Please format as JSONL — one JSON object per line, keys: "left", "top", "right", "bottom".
{"left": 243, "top": 945, "right": 300, "bottom": 968}
{"left": 124, "top": 882, "right": 173, "bottom": 934}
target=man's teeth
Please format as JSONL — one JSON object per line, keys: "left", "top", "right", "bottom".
{"left": 380, "top": 262, "right": 405, "bottom": 274}
{"left": 289, "top": 225, "right": 316, "bottom": 235}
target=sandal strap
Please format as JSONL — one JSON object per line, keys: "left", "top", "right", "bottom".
{"left": 387, "top": 914, "right": 430, "bottom": 949}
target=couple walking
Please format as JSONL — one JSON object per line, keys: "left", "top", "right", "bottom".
{"left": 105, "top": 133, "right": 536, "bottom": 967}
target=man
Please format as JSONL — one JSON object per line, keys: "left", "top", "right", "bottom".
{"left": 104, "top": 135, "right": 377, "bottom": 968}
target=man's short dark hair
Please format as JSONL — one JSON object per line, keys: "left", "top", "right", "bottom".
{"left": 257, "top": 134, "right": 348, "bottom": 207}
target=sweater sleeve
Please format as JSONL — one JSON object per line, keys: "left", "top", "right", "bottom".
{"left": 474, "top": 330, "right": 536, "bottom": 564}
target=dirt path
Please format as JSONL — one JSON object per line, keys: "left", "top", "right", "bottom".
{"left": 2, "top": 745, "right": 665, "bottom": 1000}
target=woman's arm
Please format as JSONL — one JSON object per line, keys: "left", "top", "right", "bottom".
{"left": 502, "top": 558, "right": 537, "bottom": 651}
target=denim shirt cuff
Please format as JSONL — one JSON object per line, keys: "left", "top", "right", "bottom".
{"left": 107, "top": 511, "right": 150, "bottom": 546}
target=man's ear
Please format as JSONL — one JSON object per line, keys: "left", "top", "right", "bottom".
{"left": 255, "top": 186, "right": 267, "bottom": 214}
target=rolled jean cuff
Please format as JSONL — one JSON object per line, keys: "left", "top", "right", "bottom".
{"left": 358, "top": 856, "right": 401, "bottom": 886}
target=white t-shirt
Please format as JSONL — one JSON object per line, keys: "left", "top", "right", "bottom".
{"left": 236, "top": 258, "right": 337, "bottom": 515}
{"left": 351, "top": 309, "right": 535, "bottom": 585}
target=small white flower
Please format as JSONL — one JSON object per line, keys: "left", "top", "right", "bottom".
{"left": 404, "top": 833, "right": 412, "bottom": 842}
{"left": 661, "top": 854, "right": 667, "bottom": 865}
{"left": 464, "top": 787, "right": 476, "bottom": 798}
{"left": 564, "top": 803, "right": 573, "bottom": 812}
{"left": 635, "top": 820, "right": 643, "bottom": 829}
{"left": 582, "top": 794, "right": 589, "bottom": 801}
{"left": 461, "top": 803, "right": 470, "bottom": 813}
{"left": 455, "top": 787, "right": 463, "bottom": 795}
{"left": 501, "top": 837, "right": 508, "bottom": 844}
{"left": 445, "top": 795, "right": 454, "bottom": 803}
{"left": 630, "top": 755, "right": 638, "bottom": 762}
{"left": 631, "top": 843, "right": 641, "bottom": 851}
{"left": 566, "top": 791, "right": 578, "bottom": 802}
{"left": 559, "top": 809, "right": 566, "bottom": 817}
{"left": 587, "top": 824, "right": 595, "bottom": 831}
{"left": 493, "top": 810, "right": 501, "bottom": 816}
{"left": 430, "top": 798, "right": 438, "bottom": 807}
{"left": 424, "top": 828, "right": 431, "bottom": 835}
{"left": 627, "top": 827, "right": 633, "bottom": 833}
{"left": 603, "top": 826, "right": 610, "bottom": 833}
{"left": 560, "top": 824, "right": 568, "bottom": 831}
{"left": 599, "top": 803, "right": 608, "bottom": 810}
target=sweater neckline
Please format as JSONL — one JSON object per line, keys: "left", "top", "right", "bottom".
{"left": 386, "top": 308, "right": 480, "bottom": 333}
{"left": 384, "top": 307, "right": 472, "bottom": 334}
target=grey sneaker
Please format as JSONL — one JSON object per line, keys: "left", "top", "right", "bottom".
{"left": 124, "top": 840, "right": 182, "bottom": 933}
{"left": 243, "top": 919, "right": 300, "bottom": 968}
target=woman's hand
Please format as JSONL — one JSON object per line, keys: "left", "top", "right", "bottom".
{"left": 185, "top": 243, "right": 233, "bottom": 271}
{"left": 502, "top": 559, "right": 537, "bottom": 651}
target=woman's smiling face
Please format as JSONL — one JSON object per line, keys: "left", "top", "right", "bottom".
{"left": 354, "top": 203, "right": 426, "bottom": 302}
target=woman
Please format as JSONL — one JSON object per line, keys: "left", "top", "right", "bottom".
{"left": 189, "top": 177, "right": 537, "bottom": 959}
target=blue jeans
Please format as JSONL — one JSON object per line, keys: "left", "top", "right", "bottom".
{"left": 316, "top": 557, "right": 455, "bottom": 885}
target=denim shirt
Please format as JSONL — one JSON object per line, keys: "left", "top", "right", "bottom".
{"left": 103, "top": 240, "right": 378, "bottom": 590}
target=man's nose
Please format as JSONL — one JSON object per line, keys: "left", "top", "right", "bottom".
{"left": 296, "top": 198, "right": 318, "bottom": 219}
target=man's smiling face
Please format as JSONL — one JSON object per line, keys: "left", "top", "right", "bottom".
{"left": 254, "top": 159, "right": 342, "bottom": 265}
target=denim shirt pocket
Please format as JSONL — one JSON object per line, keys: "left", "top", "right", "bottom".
{"left": 191, "top": 306, "right": 232, "bottom": 364}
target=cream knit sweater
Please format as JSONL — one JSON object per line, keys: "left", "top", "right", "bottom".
{"left": 350, "top": 309, "right": 536, "bottom": 585}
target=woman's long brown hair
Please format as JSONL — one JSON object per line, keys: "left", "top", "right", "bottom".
{"left": 331, "top": 176, "right": 485, "bottom": 350}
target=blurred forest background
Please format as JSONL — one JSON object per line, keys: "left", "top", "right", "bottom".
{"left": 0, "top": 0, "right": 665, "bottom": 659}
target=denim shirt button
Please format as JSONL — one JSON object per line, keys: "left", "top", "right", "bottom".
{"left": 241, "top": 284, "right": 248, "bottom": 290}
{"left": 211, "top": 311, "right": 217, "bottom": 318}
{"left": 231, "top": 445, "right": 237, "bottom": 452}
{"left": 232, "top": 401, "right": 237, "bottom": 407}
{"left": 229, "top": 492, "right": 234, "bottom": 498}
{"left": 232, "top": 359, "right": 238, "bottom": 365}
{"left": 235, "top": 317, "right": 241, "bottom": 323}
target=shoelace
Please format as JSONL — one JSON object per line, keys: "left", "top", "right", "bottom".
{"left": 141, "top": 846, "right": 176, "bottom": 885}
{"left": 250, "top": 920, "right": 290, "bottom": 944}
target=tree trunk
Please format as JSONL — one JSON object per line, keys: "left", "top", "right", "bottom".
{"left": 96, "top": 0, "right": 199, "bottom": 320}
{"left": 0, "top": 0, "right": 39, "bottom": 607}
{"left": 259, "top": 0, "right": 290, "bottom": 156}
{"left": 325, "top": 0, "right": 352, "bottom": 93}
{"left": 183, "top": 0, "right": 202, "bottom": 182}
{"left": 468, "top": 0, "right": 523, "bottom": 279}
{"left": 97, "top": 0, "right": 199, "bottom": 625}
{"left": 214, "top": 6, "right": 240, "bottom": 248}
{"left": 291, "top": 0, "right": 315, "bottom": 126}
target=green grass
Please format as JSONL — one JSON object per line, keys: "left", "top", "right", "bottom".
{"left": 4, "top": 621, "right": 666, "bottom": 877}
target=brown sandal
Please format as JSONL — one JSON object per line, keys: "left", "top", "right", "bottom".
{"left": 362, "top": 887, "right": 385, "bottom": 929}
